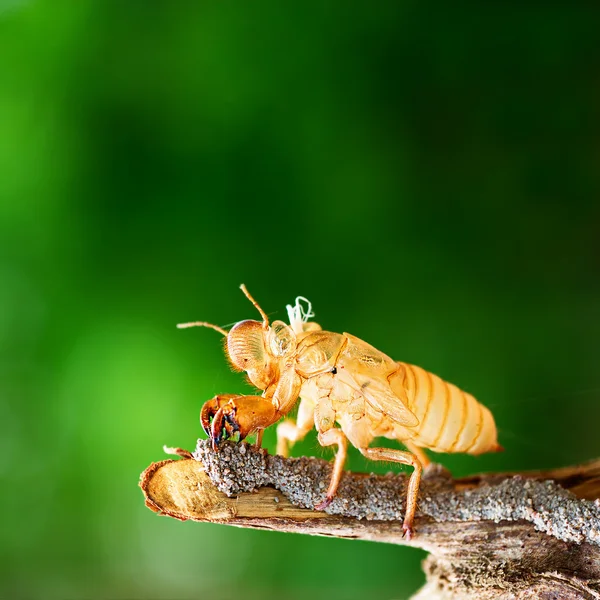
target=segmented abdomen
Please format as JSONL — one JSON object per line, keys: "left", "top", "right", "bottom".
{"left": 394, "top": 362, "right": 497, "bottom": 455}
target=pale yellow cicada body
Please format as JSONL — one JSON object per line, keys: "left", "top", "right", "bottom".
{"left": 178, "top": 285, "right": 501, "bottom": 539}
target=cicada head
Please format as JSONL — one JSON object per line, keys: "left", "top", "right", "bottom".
{"left": 200, "top": 394, "right": 279, "bottom": 450}
{"left": 177, "top": 285, "right": 306, "bottom": 390}
{"left": 226, "top": 319, "right": 276, "bottom": 388}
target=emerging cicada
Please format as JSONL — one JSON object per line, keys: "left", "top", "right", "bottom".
{"left": 178, "top": 285, "right": 501, "bottom": 538}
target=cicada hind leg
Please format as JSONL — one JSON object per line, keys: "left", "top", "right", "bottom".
{"left": 313, "top": 433, "right": 424, "bottom": 539}
{"left": 403, "top": 440, "right": 431, "bottom": 468}
{"left": 359, "top": 447, "right": 423, "bottom": 541}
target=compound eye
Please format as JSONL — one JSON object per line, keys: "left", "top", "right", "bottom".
{"left": 226, "top": 320, "right": 266, "bottom": 371}
{"left": 268, "top": 320, "right": 297, "bottom": 357}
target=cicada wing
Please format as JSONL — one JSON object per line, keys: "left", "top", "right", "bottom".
{"left": 338, "top": 333, "right": 419, "bottom": 428}
{"left": 347, "top": 369, "right": 419, "bottom": 428}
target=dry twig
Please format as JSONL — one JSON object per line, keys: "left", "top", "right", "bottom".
{"left": 140, "top": 441, "right": 600, "bottom": 599}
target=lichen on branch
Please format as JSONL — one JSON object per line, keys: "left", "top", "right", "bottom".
{"left": 140, "top": 443, "right": 600, "bottom": 599}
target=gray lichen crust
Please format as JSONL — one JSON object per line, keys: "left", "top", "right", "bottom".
{"left": 194, "top": 439, "right": 600, "bottom": 547}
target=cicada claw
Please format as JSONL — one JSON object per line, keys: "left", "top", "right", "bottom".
{"left": 314, "top": 496, "right": 333, "bottom": 511}
{"left": 209, "top": 407, "right": 225, "bottom": 451}
{"left": 402, "top": 522, "right": 415, "bottom": 542}
{"left": 200, "top": 394, "right": 241, "bottom": 451}
{"left": 200, "top": 393, "right": 281, "bottom": 451}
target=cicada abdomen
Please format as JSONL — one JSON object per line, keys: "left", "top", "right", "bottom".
{"left": 390, "top": 363, "right": 499, "bottom": 455}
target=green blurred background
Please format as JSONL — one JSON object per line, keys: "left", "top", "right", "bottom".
{"left": 1, "top": 2, "right": 599, "bottom": 599}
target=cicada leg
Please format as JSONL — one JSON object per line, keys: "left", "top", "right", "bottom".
{"left": 314, "top": 428, "right": 348, "bottom": 510}
{"left": 254, "top": 429, "right": 264, "bottom": 448}
{"left": 359, "top": 447, "right": 423, "bottom": 541}
{"left": 403, "top": 440, "right": 431, "bottom": 469}
{"left": 276, "top": 397, "right": 315, "bottom": 457}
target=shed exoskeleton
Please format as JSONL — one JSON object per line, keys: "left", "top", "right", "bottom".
{"left": 178, "top": 285, "right": 501, "bottom": 538}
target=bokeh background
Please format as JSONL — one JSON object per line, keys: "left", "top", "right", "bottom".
{"left": 1, "top": 2, "right": 599, "bottom": 599}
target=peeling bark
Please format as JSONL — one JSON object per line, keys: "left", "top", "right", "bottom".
{"left": 140, "top": 442, "right": 600, "bottom": 599}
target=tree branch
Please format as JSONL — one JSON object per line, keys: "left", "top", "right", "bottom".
{"left": 140, "top": 441, "right": 600, "bottom": 599}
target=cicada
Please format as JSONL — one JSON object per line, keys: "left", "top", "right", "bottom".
{"left": 178, "top": 285, "right": 501, "bottom": 538}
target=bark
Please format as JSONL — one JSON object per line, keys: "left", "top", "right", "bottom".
{"left": 140, "top": 442, "right": 600, "bottom": 599}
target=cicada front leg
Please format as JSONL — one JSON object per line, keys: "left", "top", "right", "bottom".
{"left": 254, "top": 429, "right": 264, "bottom": 448}
{"left": 200, "top": 394, "right": 280, "bottom": 450}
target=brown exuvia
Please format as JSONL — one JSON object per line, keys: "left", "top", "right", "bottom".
{"left": 178, "top": 285, "right": 501, "bottom": 539}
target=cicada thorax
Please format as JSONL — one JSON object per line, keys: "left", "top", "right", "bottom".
{"left": 390, "top": 363, "right": 498, "bottom": 455}
{"left": 295, "top": 333, "right": 407, "bottom": 447}
{"left": 293, "top": 331, "right": 346, "bottom": 376}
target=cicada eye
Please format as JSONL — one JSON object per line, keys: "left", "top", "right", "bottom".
{"left": 268, "top": 320, "right": 297, "bottom": 357}
{"left": 226, "top": 320, "right": 266, "bottom": 371}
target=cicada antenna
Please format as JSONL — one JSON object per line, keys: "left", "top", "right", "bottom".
{"left": 176, "top": 321, "right": 228, "bottom": 336}
{"left": 240, "top": 284, "right": 269, "bottom": 327}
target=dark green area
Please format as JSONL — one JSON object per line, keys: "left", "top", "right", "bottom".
{"left": 1, "top": 2, "right": 599, "bottom": 598}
